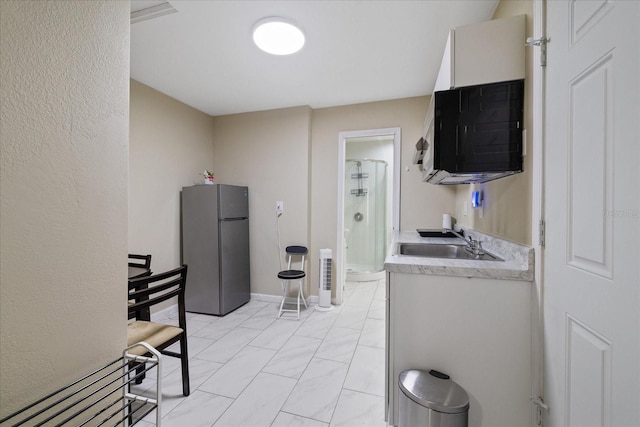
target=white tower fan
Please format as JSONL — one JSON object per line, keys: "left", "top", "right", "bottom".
{"left": 315, "top": 249, "right": 335, "bottom": 311}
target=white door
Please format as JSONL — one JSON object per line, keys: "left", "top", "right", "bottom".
{"left": 544, "top": 1, "right": 639, "bottom": 427}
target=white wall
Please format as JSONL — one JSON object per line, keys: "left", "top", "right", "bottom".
{"left": 0, "top": 1, "right": 129, "bottom": 415}
{"left": 311, "top": 97, "right": 457, "bottom": 295}
{"left": 129, "top": 80, "right": 215, "bottom": 279}
{"left": 453, "top": 0, "right": 534, "bottom": 244}
{"left": 127, "top": 56, "right": 532, "bottom": 305}
{"left": 211, "top": 107, "right": 312, "bottom": 298}
{"left": 203, "top": 97, "right": 457, "bottom": 299}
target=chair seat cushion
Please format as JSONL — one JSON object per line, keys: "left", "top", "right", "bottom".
{"left": 278, "top": 269, "right": 306, "bottom": 280}
{"left": 127, "top": 321, "right": 183, "bottom": 355}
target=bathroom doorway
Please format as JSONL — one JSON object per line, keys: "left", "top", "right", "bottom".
{"left": 344, "top": 158, "right": 388, "bottom": 279}
{"left": 336, "top": 128, "right": 400, "bottom": 305}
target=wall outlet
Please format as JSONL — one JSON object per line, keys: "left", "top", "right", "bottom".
{"left": 276, "top": 201, "right": 284, "bottom": 216}
{"left": 463, "top": 201, "right": 468, "bottom": 216}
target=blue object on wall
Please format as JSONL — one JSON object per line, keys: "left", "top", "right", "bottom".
{"left": 471, "top": 191, "right": 482, "bottom": 208}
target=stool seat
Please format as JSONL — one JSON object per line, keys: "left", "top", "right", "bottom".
{"left": 278, "top": 269, "right": 306, "bottom": 280}
{"left": 285, "top": 246, "right": 308, "bottom": 255}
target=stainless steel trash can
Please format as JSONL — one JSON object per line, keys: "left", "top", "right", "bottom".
{"left": 398, "top": 369, "right": 469, "bottom": 427}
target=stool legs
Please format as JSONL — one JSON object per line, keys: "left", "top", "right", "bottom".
{"left": 278, "top": 279, "right": 288, "bottom": 319}
{"left": 299, "top": 280, "right": 308, "bottom": 309}
{"left": 278, "top": 278, "right": 307, "bottom": 320}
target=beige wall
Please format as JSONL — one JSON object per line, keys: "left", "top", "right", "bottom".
{"left": 212, "top": 107, "right": 312, "bottom": 298}
{"left": 0, "top": 0, "right": 129, "bottom": 415}
{"left": 204, "top": 98, "right": 456, "bottom": 298}
{"left": 454, "top": 0, "right": 534, "bottom": 244}
{"left": 126, "top": 1, "right": 527, "bottom": 305}
{"left": 310, "top": 98, "right": 457, "bottom": 294}
{"left": 129, "top": 80, "right": 215, "bottom": 279}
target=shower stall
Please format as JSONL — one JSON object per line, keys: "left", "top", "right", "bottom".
{"left": 344, "top": 159, "right": 387, "bottom": 279}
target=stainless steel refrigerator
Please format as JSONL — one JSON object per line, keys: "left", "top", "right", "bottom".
{"left": 181, "top": 184, "right": 250, "bottom": 315}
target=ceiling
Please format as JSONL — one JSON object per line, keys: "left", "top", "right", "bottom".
{"left": 130, "top": 0, "right": 499, "bottom": 117}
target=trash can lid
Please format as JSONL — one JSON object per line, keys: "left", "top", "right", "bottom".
{"left": 398, "top": 369, "right": 470, "bottom": 414}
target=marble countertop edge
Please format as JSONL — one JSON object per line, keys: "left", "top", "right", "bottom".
{"left": 384, "top": 230, "right": 534, "bottom": 282}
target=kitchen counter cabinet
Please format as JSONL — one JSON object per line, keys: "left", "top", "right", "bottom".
{"left": 385, "top": 271, "right": 532, "bottom": 427}
{"left": 385, "top": 231, "right": 534, "bottom": 281}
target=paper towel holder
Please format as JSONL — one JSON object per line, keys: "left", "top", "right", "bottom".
{"left": 442, "top": 213, "right": 452, "bottom": 230}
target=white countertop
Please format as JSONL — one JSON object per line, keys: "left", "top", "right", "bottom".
{"left": 384, "top": 230, "right": 534, "bottom": 281}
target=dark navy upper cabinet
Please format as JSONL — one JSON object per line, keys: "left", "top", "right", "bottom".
{"left": 426, "top": 79, "right": 524, "bottom": 185}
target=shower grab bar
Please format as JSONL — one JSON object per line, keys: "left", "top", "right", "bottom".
{"left": 350, "top": 173, "right": 369, "bottom": 179}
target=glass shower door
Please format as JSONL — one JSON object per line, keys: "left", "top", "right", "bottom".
{"left": 344, "top": 160, "right": 387, "bottom": 276}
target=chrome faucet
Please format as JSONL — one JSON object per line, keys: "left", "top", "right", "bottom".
{"left": 466, "top": 236, "right": 485, "bottom": 256}
{"left": 443, "top": 227, "right": 465, "bottom": 241}
{"left": 444, "top": 227, "right": 485, "bottom": 256}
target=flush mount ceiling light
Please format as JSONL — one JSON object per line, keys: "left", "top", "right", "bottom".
{"left": 252, "top": 17, "right": 305, "bottom": 55}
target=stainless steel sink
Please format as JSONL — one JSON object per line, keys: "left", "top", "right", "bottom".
{"left": 397, "top": 243, "right": 503, "bottom": 261}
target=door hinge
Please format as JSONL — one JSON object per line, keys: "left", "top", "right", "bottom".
{"left": 526, "top": 37, "right": 550, "bottom": 67}
{"left": 539, "top": 219, "right": 545, "bottom": 247}
{"left": 531, "top": 396, "right": 549, "bottom": 426}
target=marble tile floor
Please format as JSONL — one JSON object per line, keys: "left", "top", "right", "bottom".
{"left": 131, "top": 278, "right": 387, "bottom": 427}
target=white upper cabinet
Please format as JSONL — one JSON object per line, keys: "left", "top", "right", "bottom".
{"left": 433, "top": 14, "right": 526, "bottom": 92}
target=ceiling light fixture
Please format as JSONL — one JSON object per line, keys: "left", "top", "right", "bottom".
{"left": 252, "top": 17, "right": 305, "bottom": 55}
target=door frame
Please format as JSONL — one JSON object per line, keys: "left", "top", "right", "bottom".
{"left": 531, "top": 0, "right": 547, "bottom": 422}
{"left": 335, "top": 127, "right": 401, "bottom": 305}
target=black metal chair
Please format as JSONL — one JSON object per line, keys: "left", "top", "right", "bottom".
{"left": 277, "top": 245, "right": 308, "bottom": 320}
{"left": 128, "top": 254, "right": 153, "bottom": 320}
{"left": 128, "top": 254, "right": 152, "bottom": 275}
{"left": 128, "top": 265, "right": 190, "bottom": 396}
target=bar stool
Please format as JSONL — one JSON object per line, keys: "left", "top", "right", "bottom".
{"left": 277, "top": 245, "right": 308, "bottom": 320}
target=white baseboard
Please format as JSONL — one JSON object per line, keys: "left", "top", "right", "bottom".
{"left": 151, "top": 293, "right": 322, "bottom": 321}
{"left": 346, "top": 271, "right": 385, "bottom": 282}
{"left": 251, "top": 292, "right": 319, "bottom": 305}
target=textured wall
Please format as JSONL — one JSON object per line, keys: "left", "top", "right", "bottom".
{"left": 212, "top": 107, "right": 312, "bottom": 298}
{"left": 129, "top": 80, "right": 215, "bottom": 301}
{"left": 133, "top": 95, "right": 451, "bottom": 301}
{"left": 310, "top": 97, "right": 457, "bottom": 293}
{"left": 133, "top": 96, "right": 455, "bottom": 300}
{"left": 454, "top": 1, "right": 534, "bottom": 244}
{"left": 0, "top": 1, "right": 129, "bottom": 415}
